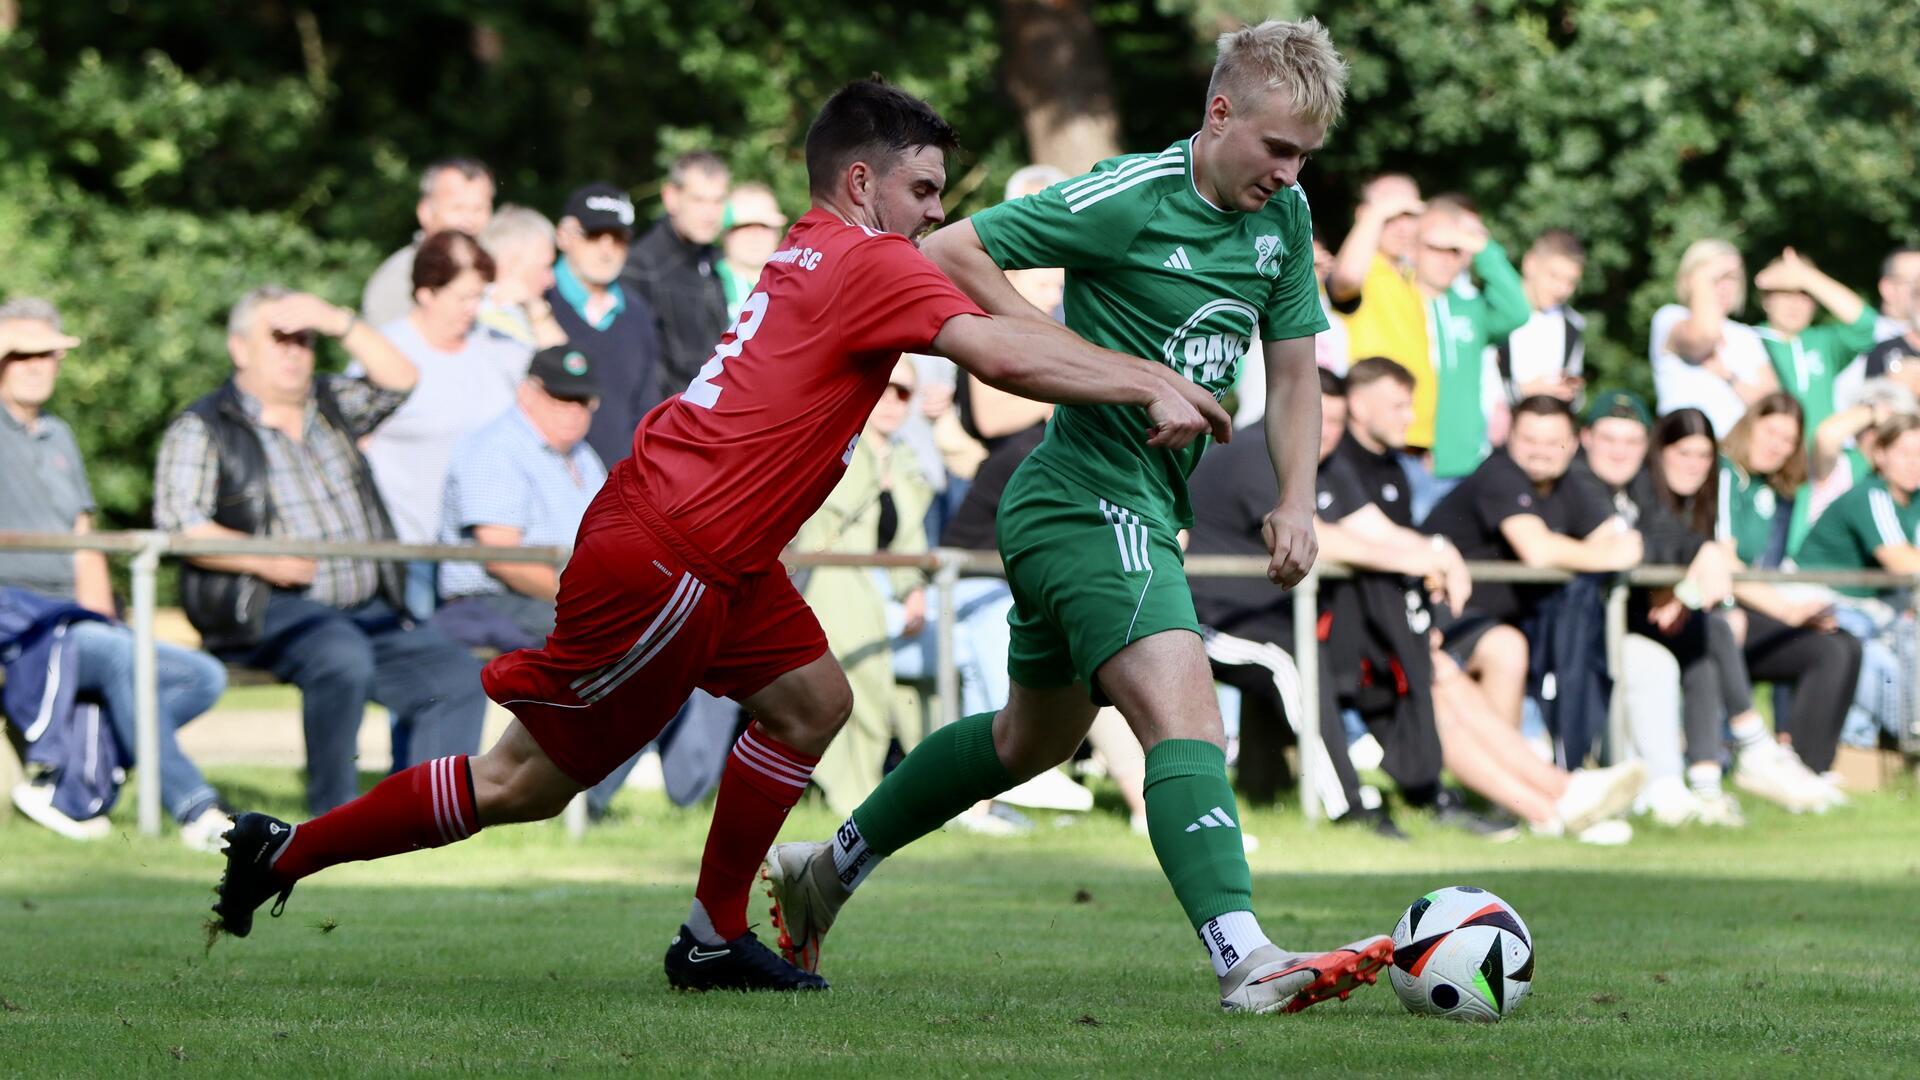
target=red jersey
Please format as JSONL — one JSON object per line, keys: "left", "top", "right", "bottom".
{"left": 626, "top": 209, "right": 984, "bottom": 571}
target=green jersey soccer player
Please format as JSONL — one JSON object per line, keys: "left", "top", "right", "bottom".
{"left": 767, "top": 19, "right": 1396, "bottom": 1015}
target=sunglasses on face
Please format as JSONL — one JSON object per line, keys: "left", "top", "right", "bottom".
{"left": 272, "top": 330, "right": 318, "bottom": 348}
{"left": 3, "top": 349, "right": 62, "bottom": 363}
{"left": 885, "top": 382, "right": 913, "bottom": 401}
{"left": 548, "top": 394, "right": 600, "bottom": 412}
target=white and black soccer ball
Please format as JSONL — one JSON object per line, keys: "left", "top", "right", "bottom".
{"left": 1388, "top": 886, "right": 1533, "bottom": 1022}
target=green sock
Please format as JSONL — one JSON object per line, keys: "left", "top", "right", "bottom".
{"left": 849, "top": 711, "right": 1013, "bottom": 857}
{"left": 1143, "top": 739, "right": 1253, "bottom": 930}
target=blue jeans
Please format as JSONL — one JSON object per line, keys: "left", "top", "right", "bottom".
{"left": 1398, "top": 452, "right": 1460, "bottom": 528}
{"left": 883, "top": 576, "right": 1016, "bottom": 717}
{"left": 226, "top": 593, "right": 487, "bottom": 814}
{"left": 1832, "top": 604, "right": 1905, "bottom": 749}
{"left": 69, "top": 620, "right": 226, "bottom": 822}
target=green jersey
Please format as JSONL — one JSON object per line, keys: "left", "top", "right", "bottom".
{"left": 1717, "top": 456, "right": 1808, "bottom": 567}
{"left": 1759, "top": 306, "right": 1880, "bottom": 439}
{"left": 971, "top": 137, "right": 1327, "bottom": 528}
{"left": 1428, "top": 241, "right": 1531, "bottom": 479}
{"left": 1794, "top": 474, "right": 1920, "bottom": 596}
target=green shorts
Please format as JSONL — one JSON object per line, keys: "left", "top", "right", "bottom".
{"left": 996, "top": 459, "right": 1200, "bottom": 703}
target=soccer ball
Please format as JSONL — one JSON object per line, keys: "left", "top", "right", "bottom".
{"left": 1388, "top": 886, "right": 1533, "bottom": 1022}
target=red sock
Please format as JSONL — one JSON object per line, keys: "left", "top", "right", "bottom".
{"left": 271, "top": 756, "right": 480, "bottom": 881}
{"left": 693, "top": 724, "right": 819, "bottom": 941}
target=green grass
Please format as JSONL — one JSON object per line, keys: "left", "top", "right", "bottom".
{"left": 4, "top": 768, "right": 1920, "bottom": 1077}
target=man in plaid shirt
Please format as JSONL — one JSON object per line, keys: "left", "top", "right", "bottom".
{"left": 154, "top": 285, "right": 487, "bottom": 814}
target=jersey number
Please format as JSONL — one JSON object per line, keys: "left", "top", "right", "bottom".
{"left": 684, "top": 291, "right": 769, "bottom": 409}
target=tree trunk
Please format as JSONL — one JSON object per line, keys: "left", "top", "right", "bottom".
{"left": 999, "top": 0, "right": 1121, "bottom": 175}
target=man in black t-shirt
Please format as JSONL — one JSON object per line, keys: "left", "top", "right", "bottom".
{"left": 1423, "top": 395, "right": 1641, "bottom": 733}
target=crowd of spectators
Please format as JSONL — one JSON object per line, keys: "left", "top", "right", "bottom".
{"left": 4, "top": 151, "right": 1918, "bottom": 850}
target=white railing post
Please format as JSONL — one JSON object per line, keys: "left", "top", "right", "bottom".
{"left": 131, "top": 530, "right": 164, "bottom": 838}
{"left": 1291, "top": 568, "right": 1321, "bottom": 825}
{"left": 934, "top": 551, "right": 963, "bottom": 732}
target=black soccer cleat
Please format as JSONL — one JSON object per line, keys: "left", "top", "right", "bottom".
{"left": 663, "top": 924, "right": 829, "bottom": 992}
{"left": 211, "top": 812, "right": 297, "bottom": 938}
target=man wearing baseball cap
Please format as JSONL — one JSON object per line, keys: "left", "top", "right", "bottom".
{"left": 716, "top": 183, "right": 789, "bottom": 321}
{"left": 435, "top": 343, "right": 608, "bottom": 652}
{"left": 546, "top": 182, "right": 665, "bottom": 469}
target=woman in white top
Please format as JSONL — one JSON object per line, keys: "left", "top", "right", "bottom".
{"left": 1651, "top": 238, "right": 1779, "bottom": 437}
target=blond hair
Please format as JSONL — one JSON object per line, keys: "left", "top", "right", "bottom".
{"left": 1208, "top": 18, "right": 1349, "bottom": 128}
{"left": 1674, "top": 238, "right": 1745, "bottom": 309}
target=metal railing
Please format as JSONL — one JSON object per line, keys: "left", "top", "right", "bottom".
{"left": 3, "top": 529, "right": 1914, "bottom": 836}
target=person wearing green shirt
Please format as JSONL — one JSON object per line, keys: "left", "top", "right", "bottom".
{"left": 1792, "top": 411, "right": 1920, "bottom": 756}
{"left": 766, "top": 19, "right": 1399, "bottom": 1017}
{"left": 1754, "top": 247, "right": 1879, "bottom": 439}
{"left": 1412, "top": 201, "right": 1531, "bottom": 481}
{"left": 1714, "top": 393, "right": 1861, "bottom": 783}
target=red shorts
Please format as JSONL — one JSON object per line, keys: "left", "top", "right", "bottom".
{"left": 480, "top": 480, "right": 828, "bottom": 787}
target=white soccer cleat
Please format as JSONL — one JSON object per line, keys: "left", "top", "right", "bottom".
{"left": 1732, "top": 741, "right": 1832, "bottom": 814}
{"left": 1553, "top": 761, "right": 1646, "bottom": 835}
{"left": 1573, "top": 818, "right": 1634, "bottom": 846}
{"left": 1219, "top": 936, "right": 1394, "bottom": 1015}
{"left": 761, "top": 841, "right": 849, "bottom": 975}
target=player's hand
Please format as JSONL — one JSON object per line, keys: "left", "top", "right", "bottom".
{"left": 256, "top": 556, "right": 317, "bottom": 588}
{"left": 1144, "top": 374, "right": 1231, "bottom": 449}
{"left": 267, "top": 294, "right": 353, "bottom": 338}
{"left": 1260, "top": 502, "right": 1317, "bottom": 587}
{"left": 900, "top": 588, "right": 927, "bottom": 638}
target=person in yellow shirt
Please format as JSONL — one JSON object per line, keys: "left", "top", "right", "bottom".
{"left": 1328, "top": 174, "right": 1433, "bottom": 443}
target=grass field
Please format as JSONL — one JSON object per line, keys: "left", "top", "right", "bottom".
{"left": 4, "top": 767, "right": 1920, "bottom": 1077}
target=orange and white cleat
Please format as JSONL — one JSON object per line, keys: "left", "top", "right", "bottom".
{"left": 760, "top": 841, "right": 847, "bottom": 974}
{"left": 1220, "top": 935, "right": 1395, "bottom": 1014}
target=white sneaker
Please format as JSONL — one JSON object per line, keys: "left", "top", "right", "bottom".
{"left": 178, "top": 804, "right": 234, "bottom": 854}
{"left": 10, "top": 780, "right": 111, "bottom": 841}
{"left": 1635, "top": 775, "right": 1707, "bottom": 826}
{"left": 1554, "top": 761, "right": 1646, "bottom": 834}
{"left": 1732, "top": 741, "right": 1832, "bottom": 813}
{"left": 1695, "top": 791, "right": 1747, "bottom": 828}
{"left": 1573, "top": 818, "right": 1634, "bottom": 846}
{"left": 1219, "top": 937, "right": 1394, "bottom": 1014}
{"left": 995, "top": 767, "right": 1094, "bottom": 812}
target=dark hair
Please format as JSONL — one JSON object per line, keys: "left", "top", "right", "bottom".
{"left": 1346, "top": 356, "right": 1413, "bottom": 392}
{"left": 1513, "top": 393, "right": 1577, "bottom": 428}
{"left": 412, "top": 230, "right": 495, "bottom": 294}
{"left": 420, "top": 156, "right": 493, "bottom": 197}
{"left": 1882, "top": 246, "right": 1920, "bottom": 279}
{"left": 1426, "top": 192, "right": 1479, "bottom": 216}
{"left": 1649, "top": 407, "right": 1720, "bottom": 539}
{"left": 669, "top": 150, "right": 729, "bottom": 187}
{"left": 805, "top": 77, "right": 960, "bottom": 199}
{"left": 1318, "top": 367, "right": 1347, "bottom": 397}
{"left": 1721, "top": 392, "right": 1807, "bottom": 498}
{"left": 1531, "top": 228, "right": 1586, "bottom": 262}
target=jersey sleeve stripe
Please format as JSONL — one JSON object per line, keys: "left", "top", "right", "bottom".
{"left": 1869, "top": 488, "right": 1905, "bottom": 548}
{"left": 1068, "top": 165, "right": 1187, "bottom": 213}
{"left": 1059, "top": 146, "right": 1183, "bottom": 201}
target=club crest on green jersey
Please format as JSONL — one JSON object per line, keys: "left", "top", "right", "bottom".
{"left": 1254, "top": 234, "right": 1286, "bottom": 279}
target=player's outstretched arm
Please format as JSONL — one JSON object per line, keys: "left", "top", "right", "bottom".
{"left": 921, "top": 221, "right": 1053, "bottom": 323}
{"left": 930, "top": 313, "right": 1230, "bottom": 450}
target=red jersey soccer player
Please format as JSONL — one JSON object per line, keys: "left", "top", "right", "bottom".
{"left": 210, "top": 79, "right": 1231, "bottom": 992}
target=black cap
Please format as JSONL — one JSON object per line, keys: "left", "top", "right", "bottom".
{"left": 562, "top": 182, "right": 636, "bottom": 233}
{"left": 528, "top": 346, "right": 600, "bottom": 401}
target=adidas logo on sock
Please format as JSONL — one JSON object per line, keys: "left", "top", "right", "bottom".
{"left": 1162, "top": 246, "right": 1193, "bottom": 270}
{"left": 1185, "top": 806, "right": 1237, "bottom": 832}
